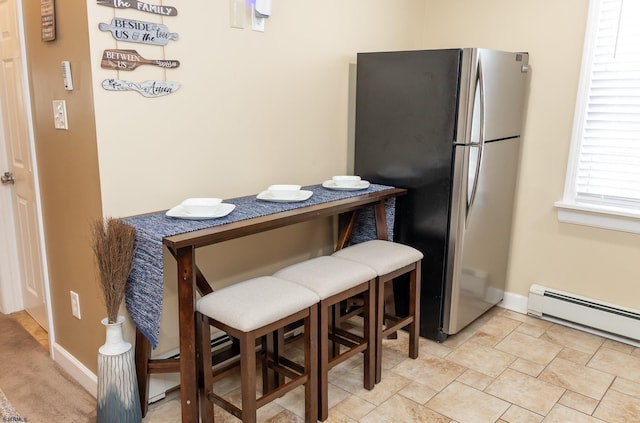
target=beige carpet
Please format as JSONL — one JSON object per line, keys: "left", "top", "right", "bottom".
{"left": 0, "top": 313, "right": 96, "bottom": 422}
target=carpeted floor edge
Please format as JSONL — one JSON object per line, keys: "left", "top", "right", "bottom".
{"left": 0, "top": 313, "right": 96, "bottom": 422}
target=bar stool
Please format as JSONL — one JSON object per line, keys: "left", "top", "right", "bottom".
{"left": 196, "top": 276, "right": 320, "bottom": 423}
{"left": 332, "top": 239, "right": 422, "bottom": 383}
{"left": 274, "top": 256, "right": 377, "bottom": 421}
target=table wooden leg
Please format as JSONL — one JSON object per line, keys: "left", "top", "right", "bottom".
{"left": 177, "top": 246, "right": 200, "bottom": 423}
{"left": 373, "top": 201, "right": 389, "bottom": 241}
{"left": 336, "top": 210, "right": 358, "bottom": 251}
{"left": 168, "top": 248, "right": 213, "bottom": 296}
{"left": 135, "top": 328, "right": 150, "bottom": 417}
{"left": 374, "top": 200, "right": 397, "bottom": 339}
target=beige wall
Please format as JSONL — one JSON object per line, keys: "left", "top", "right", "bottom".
{"left": 423, "top": 0, "right": 640, "bottom": 309}
{"left": 22, "top": 1, "right": 105, "bottom": 372}
{"left": 86, "top": 1, "right": 426, "bottom": 217}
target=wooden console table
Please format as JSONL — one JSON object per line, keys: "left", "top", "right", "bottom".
{"left": 126, "top": 184, "right": 405, "bottom": 422}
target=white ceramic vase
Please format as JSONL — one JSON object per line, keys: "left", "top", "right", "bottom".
{"left": 97, "top": 316, "right": 142, "bottom": 423}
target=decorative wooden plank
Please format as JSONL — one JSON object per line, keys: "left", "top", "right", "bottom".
{"left": 98, "top": 18, "right": 178, "bottom": 46}
{"left": 101, "top": 49, "right": 180, "bottom": 71}
{"left": 96, "top": 0, "right": 178, "bottom": 17}
{"left": 102, "top": 79, "right": 181, "bottom": 98}
{"left": 41, "top": 0, "right": 56, "bottom": 41}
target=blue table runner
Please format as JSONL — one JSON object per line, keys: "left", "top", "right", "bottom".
{"left": 123, "top": 183, "right": 395, "bottom": 348}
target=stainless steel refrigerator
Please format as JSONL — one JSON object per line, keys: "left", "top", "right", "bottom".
{"left": 354, "top": 48, "right": 529, "bottom": 341}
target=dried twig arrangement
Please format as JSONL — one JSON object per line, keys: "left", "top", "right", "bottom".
{"left": 91, "top": 217, "right": 137, "bottom": 324}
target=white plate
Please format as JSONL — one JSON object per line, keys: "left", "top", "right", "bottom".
{"left": 322, "top": 180, "right": 370, "bottom": 191}
{"left": 256, "top": 190, "right": 313, "bottom": 202}
{"left": 166, "top": 203, "right": 236, "bottom": 220}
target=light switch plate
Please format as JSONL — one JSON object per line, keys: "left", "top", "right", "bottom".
{"left": 229, "top": 0, "right": 244, "bottom": 29}
{"left": 70, "top": 290, "right": 81, "bottom": 319}
{"left": 53, "top": 100, "right": 68, "bottom": 130}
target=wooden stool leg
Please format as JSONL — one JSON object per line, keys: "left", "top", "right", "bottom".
{"left": 409, "top": 263, "right": 421, "bottom": 359}
{"left": 276, "top": 328, "right": 285, "bottom": 387}
{"left": 305, "top": 304, "right": 318, "bottom": 423}
{"left": 330, "top": 303, "right": 340, "bottom": 359}
{"left": 198, "top": 314, "right": 214, "bottom": 423}
{"left": 364, "top": 279, "right": 375, "bottom": 390}
{"left": 318, "top": 300, "right": 329, "bottom": 421}
{"left": 240, "top": 332, "right": 257, "bottom": 423}
{"left": 375, "top": 278, "right": 385, "bottom": 384}
{"left": 384, "top": 281, "right": 398, "bottom": 340}
{"left": 262, "top": 335, "right": 272, "bottom": 393}
{"left": 264, "top": 329, "right": 286, "bottom": 392}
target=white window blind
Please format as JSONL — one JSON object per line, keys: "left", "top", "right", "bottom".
{"left": 575, "top": 0, "right": 640, "bottom": 209}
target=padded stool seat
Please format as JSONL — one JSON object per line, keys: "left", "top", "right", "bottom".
{"left": 275, "top": 256, "right": 377, "bottom": 299}
{"left": 332, "top": 240, "right": 423, "bottom": 383}
{"left": 333, "top": 239, "right": 423, "bottom": 275}
{"left": 196, "top": 276, "right": 320, "bottom": 423}
{"left": 274, "top": 256, "right": 377, "bottom": 421}
{"left": 197, "top": 276, "right": 319, "bottom": 331}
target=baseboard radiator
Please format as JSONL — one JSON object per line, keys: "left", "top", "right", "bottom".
{"left": 528, "top": 284, "right": 640, "bottom": 342}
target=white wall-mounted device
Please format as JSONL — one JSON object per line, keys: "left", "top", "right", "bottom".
{"left": 61, "top": 60, "right": 73, "bottom": 90}
{"left": 254, "top": 0, "right": 271, "bottom": 18}
{"left": 251, "top": 0, "right": 269, "bottom": 32}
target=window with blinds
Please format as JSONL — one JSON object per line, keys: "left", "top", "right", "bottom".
{"left": 574, "top": 0, "right": 640, "bottom": 210}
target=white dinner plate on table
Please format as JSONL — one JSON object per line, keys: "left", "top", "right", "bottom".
{"left": 166, "top": 203, "right": 236, "bottom": 220}
{"left": 256, "top": 190, "right": 313, "bottom": 202}
{"left": 322, "top": 180, "right": 370, "bottom": 191}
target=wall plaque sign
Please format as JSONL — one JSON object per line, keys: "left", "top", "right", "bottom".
{"left": 98, "top": 18, "right": 179, "bottom": 46}
{"left": 101, "top": 49, "right": 180, "bottom": 71}
{"left": 97, "top": 0, "right": 178, "bottom": 17}
{"left": 41, "top": 0, "right": 56, "bottom": 41}
{"left": 102, "top": 79, "right": 181, "bottom": 97}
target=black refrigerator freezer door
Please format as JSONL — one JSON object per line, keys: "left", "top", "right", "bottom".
{"left": 354, "top": 49, "right": 461, "bottom": 188}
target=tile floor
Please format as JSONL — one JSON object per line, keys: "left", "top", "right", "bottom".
{"left": 11, "top": 307, "right": 640, "bottom": 422}
{"left": 140, "top": 307, "right": 640, "bottom": 422}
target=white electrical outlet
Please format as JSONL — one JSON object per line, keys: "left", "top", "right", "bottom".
{"left": 70, "top": 290, "right": 81, "bottom": 319}
{"left": 251, "top": 5, "right": 265, "bottom": 32}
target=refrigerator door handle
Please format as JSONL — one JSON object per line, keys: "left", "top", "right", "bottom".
{"left": 466, "top": 57, "right": 485, "bottom": 224}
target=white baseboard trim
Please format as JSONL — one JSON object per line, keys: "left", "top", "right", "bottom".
{"left": 52, "top": 342, "right": 97, "bottom": 398}
{"left": 50, "top": 341, "right": 177, "bottom": 404}
{"left": 498, "top": 290, "right": 529, "bottom": 315}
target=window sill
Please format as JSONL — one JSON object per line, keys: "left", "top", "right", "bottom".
{"left": 555, "top": 201, "right": 640, "bottom": 234}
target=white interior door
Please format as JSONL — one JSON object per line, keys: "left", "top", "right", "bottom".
{"left": 0, "top": 0, "right": 48, "bottom": 330}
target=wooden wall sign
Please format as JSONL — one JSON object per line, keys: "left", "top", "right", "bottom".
{"left": 102, "top": 79, "right": 181, "bottom": 97}
{"left": 98, "top": 18, "right": 179, "bottom": 46}
{"left": 101, "top": 49, "right": 180, "bottom": 71}
{"left": 41, "top": 0, "right": 56, "bottom": 41}
{"left": 97, "top": 0, "right": 178, "bottom": 17}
